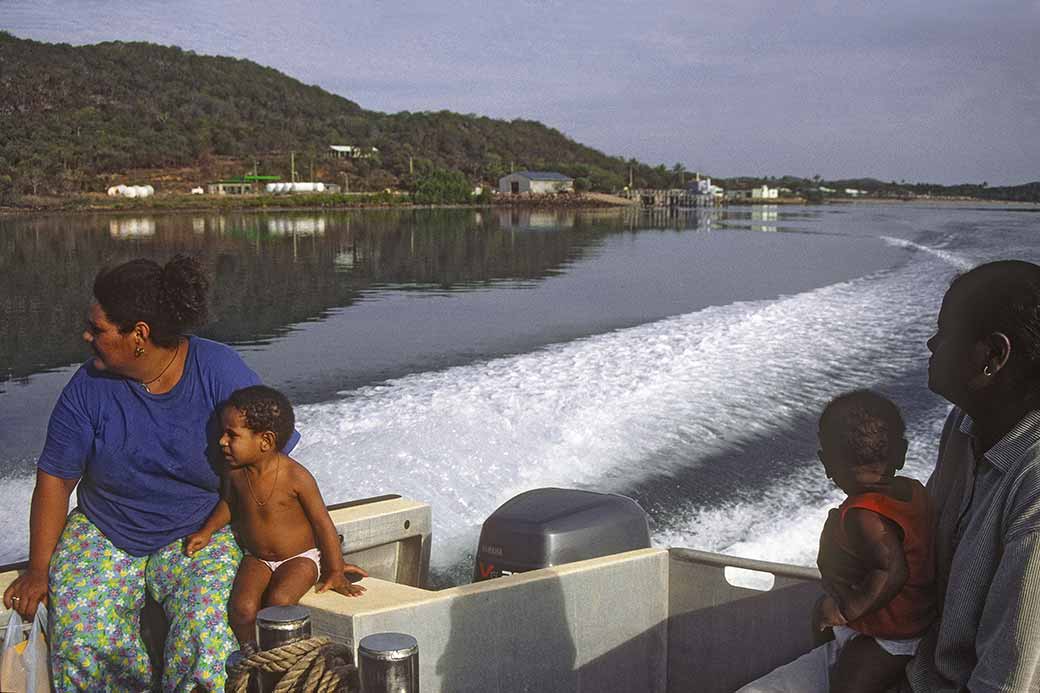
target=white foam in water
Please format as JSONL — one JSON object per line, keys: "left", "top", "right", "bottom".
{"left": 293, "top": 241, "right": 972, "bottom": 572}
{"left": 881, "top": 236, "right": 974, "bottom": 272}
{"left": 0, "top": 480, "right": 78, "bottom": 564}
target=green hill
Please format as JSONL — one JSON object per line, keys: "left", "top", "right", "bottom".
{"left": 0, "top": 31, "right": 681, "bottom": 197}
{"left": 1, "top": 32, "right": 1036, "bottom": 203}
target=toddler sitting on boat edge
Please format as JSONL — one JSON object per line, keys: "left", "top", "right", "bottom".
{"left": 184, "top": 385, "right": 367, "bottom": 651}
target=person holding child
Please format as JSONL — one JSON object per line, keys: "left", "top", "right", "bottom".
{"left": 184, "top": 385, "right": 366, "bottom": 653}
{"left": 745, "top": 259, "right": 1040, "bottom": 691}
{"left": 2, "top": 256, "right": 298, "bottom": 692}
{"left": 907, "top": 260, "right": 1040, "bottom": 691}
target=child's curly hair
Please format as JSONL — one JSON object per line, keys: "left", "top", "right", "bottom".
{"left": 819, "top": 390, "right": 905, "bottom": 468}
{"left": 227, "top": 385, "right": 295, "bottom": 449}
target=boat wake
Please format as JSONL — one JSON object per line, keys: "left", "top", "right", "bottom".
{"left": 293, "top": 240, "right": 969, "bottom": 573}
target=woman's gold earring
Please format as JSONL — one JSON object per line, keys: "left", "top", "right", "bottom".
{"left": 134, "top": 346, "right": 145, "bottom": 357}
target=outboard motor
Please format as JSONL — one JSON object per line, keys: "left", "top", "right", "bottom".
{"left": 473, "top": 487, "right": 651, "bottom": 582}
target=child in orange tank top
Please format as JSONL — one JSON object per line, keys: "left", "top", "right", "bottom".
{"left": 813, "top": 390, "right": 936, "bottom": 693}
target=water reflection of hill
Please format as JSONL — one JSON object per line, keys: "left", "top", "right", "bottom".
{"left": 0, "top": 209, "right": 629, "bottom": 382}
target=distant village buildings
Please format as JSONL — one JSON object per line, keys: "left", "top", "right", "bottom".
{"left": 621, "top": 176, "right": 722, "bottom": 207}
{"left": 207, "top": 179, "right": 254, "bottom": 195}
{"left": 204, "top": 175, "right": 340, "bottom": 195}
{"left": 329, "top": 145, "right": 379, "bottom": 159}
{"left": 725, "top": 185, "right": 779, "bottom": 201}
{"left": 264, "top": 182, "right": 341, "bottom": 194}
{"left": 499, "top": 171, "right": 575, "bottom": 194}
{"left": 689, "top": 177, "right": 724, "bottom": 201}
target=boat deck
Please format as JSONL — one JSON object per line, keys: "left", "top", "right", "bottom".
{"left": 1, "top": 496, "right": 823, "bottom": 692}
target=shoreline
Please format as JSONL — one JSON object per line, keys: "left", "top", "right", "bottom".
{"left": 2, "top": 193, "right": 1033, "bottom": 220}
{"left": 0, "top": 191, "right": 635, "bottom": 219}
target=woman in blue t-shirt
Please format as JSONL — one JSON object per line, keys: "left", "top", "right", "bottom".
{"left": 2, "top": 255, "right": 290, "bottom": 692}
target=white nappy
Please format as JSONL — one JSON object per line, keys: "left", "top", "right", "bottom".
{"left": 252, "top": 547, "right": 322, "bottom": 574}
{"left": 833, "top": 624, "right": 922, "bottom": 656}
{"left": 737, "top": 625, "right": 922, "bottom": 692}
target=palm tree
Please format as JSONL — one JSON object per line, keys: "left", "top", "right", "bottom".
{"left": 672, "top": 162, "right": 685, "bottom": 187}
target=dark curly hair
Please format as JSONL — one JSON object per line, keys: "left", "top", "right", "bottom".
{"left": 93, "top": 255, "right": 209, "bottom": 348}
{"left": 227, "top": 385, "right": 295, "bottom": 449}
{"left": 819, "top": 390, "right": 906, "bottom": 468}
{"left": 946, "top": 260, "right": 1040, "bottom": 392}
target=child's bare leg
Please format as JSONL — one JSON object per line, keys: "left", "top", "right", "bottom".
{"left": 228, "top": 556, "right": 273, "bottom": 646}
{"left": 830, "top": 635, "right": 911, "bottom": 693}
{"left": 262, "top": 556, "right": 319, "bottom": 607}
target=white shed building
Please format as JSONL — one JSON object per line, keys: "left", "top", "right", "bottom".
{"left": 499, "top": 171, "right": 574, "bottom": 194}
{"left": 329, "top": 145, "right": 378, "bottom": 159}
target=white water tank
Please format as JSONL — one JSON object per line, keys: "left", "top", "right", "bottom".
{"left": 315, "top": 182, "right": 325, "bottom": 192}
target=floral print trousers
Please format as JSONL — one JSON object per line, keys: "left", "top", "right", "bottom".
{"left": 49, "top": 511, "right": 241, "bottom": 692}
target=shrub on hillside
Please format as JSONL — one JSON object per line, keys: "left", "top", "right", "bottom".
{"left": 413, "top": 169, "right": 472, "bottom": 205}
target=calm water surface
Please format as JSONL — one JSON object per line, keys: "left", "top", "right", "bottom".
{"left": 2, "top": 203, "right": 1038, "bottom": 583}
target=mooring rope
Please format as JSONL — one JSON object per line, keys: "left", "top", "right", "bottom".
{"left": 225, "top": 636, "right": 358, "bottom": 693}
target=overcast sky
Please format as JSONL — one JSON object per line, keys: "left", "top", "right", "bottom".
{"left": 3, "top": 0, "right": 1038, "bottom": 184}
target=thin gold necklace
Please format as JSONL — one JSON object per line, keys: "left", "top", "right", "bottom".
{"left": 245, "top": 457, "right": 281, "bottom": 507}
{"left": 142, "top": 340, "right": 180, "bottom": 393}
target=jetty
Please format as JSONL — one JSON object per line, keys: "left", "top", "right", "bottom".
{"left": 623, "top": 188, "right": 719, "bottom": 208}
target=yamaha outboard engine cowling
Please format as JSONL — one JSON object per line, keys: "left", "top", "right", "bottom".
{"left": 473, "top": 487, "right": 651, "bottom": 581}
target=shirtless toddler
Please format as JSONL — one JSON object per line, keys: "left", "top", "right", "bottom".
{"left": 184, "top": 385, "right": 366, "bottom": 648}
{"left": 814, "top": 390, "right": 936, "bottom": 692}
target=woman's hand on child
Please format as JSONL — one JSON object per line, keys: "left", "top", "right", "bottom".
{"left": 813, "top": 595, "right": 848, "bottom": 631}
{"left": 316, "top": 571, "right": 367, "bottom": 597}
{"left": 183, "top": 531, "right": 212, "bottom": 557}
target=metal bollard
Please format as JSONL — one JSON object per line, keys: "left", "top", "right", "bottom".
{"left": 358, "top": 632, "right": 419, "bottom": 693}
{"left": 257, "top": 604, "right": 312, "bottom": 649}
{"left": 257, "top": 605, "right": 312, "bottom": 692}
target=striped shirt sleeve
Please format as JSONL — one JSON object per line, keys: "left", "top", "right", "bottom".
{"left": 969, "top": 531, "right": 1040, "bottom": 692}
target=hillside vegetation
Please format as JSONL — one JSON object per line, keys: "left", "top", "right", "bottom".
{"left": 0, "top": 32, "right": 1036, "bottom": 202}
{"left": 0, "top": 32, "right": 671, "bottom": 197}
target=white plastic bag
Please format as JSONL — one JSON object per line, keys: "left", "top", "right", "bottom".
{"left": 1, "top": 604, "right": 50, "bottom": 693}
